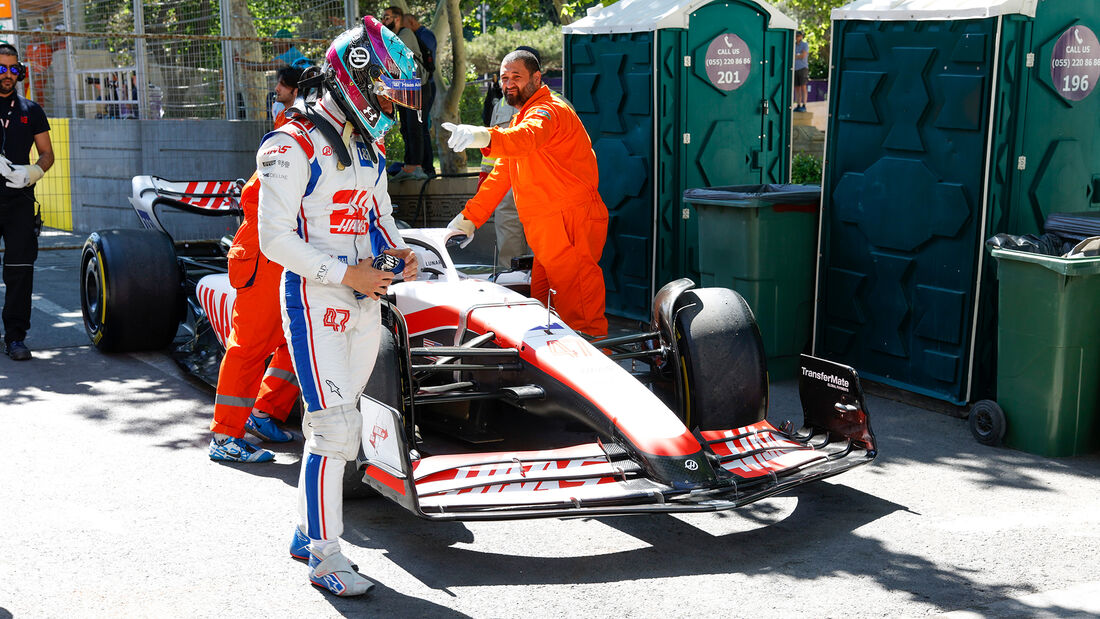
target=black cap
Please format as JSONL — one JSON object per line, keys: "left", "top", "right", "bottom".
{"left": 514, "top": 45, "right": 541, "bottom": 71}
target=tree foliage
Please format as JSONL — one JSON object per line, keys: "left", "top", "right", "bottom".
{"left": 455, "top": 23, "right": 564, "bottom": 74}
{"left": 459, "top": 0, "right": 601, "bottom": 33}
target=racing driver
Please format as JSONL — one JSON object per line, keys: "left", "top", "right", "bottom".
{"left": 256, "top": 17, "right": 418, "bottom": 597}
{"left": 443, "top": 48, "right": 609, "bottom": 336}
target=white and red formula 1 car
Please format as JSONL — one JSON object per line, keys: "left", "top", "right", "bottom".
{"left": 81, "top": 176, "right": 877, "bottom": 521}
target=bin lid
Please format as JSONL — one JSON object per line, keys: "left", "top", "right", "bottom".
{"left": 833, "top": 0, "right": 1037, "bottom": 21}
{"left": 990, "top": 247, "right": 1100, "bottom": 277}
{"left": 683, "top": 183, "right": 821, "bottom": 207}
{"left": 564, "top": 0, "right": 796, "bottom": 35}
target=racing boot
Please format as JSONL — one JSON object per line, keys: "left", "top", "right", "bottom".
{"left": 289, "top": 526, "right": 311, "bottom": 562}
{"left": 209, "top": 435, "right": 275, "bottom": 463}
{"left": 291, "top": 526, "right": 359, "bottom": 569}
{"left": 308, "top": 544, "right": 374, "bottom": 597}
{"left": 245, "top": 413, "right": 294, "bottom": 443}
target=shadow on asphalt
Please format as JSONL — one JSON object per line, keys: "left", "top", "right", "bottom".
{"left": 845, "top": 395, "right": 1100, "bottom": 494}
{"left": 338, "top": 483, "right": 1084, "bottom": 616}
{"left": 19, "top": 347, "right": 1100, "bottom": 616}
{"left": 307, "top": 582, "right": 472, "bottom": 618}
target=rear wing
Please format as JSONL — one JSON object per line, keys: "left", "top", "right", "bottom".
{"left": 129, "top": 175, "right": 244, "bottom": 236}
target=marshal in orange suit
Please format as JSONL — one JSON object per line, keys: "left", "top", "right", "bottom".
{"left": 443, "top": 49, "right": 608, "bottom": 336}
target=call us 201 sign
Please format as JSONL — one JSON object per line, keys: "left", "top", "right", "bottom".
{"left": 705, "top": 33, "right": 751, "bottom": 91}
{"left": 1050, "top": 25, "right": 1100, "bottom": 102}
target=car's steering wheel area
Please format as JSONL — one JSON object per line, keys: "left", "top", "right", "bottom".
{"left": 405, "top": 239, "right": 448, "bottom": 281}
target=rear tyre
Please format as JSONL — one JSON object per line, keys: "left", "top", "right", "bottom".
{"left": 969, "top": 399, "right": 1006, "bottom": 446}
{"left": 673, "top": 288, "right": 768, "bottom": 431}
{"left": 80, "top": 229, "right": 182, "bottom": 352}
{"left": 343, "top": 328, "right": 403, "bottom": 499}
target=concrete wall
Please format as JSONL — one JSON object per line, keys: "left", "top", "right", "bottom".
{"left": 70, "top": 119, "right": 268, "bottom": 238}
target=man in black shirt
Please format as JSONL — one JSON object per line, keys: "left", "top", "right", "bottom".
{"left": 0, "top": 43, "right": 53, "bottom": 360}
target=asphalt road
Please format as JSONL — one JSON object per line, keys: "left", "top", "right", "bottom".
{"left": 2, "top": 231, "right": 1100, "bottom": 617}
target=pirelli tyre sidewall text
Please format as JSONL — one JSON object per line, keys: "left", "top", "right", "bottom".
{"left": 80, "top": 229, "right": 183, "bottom": 352}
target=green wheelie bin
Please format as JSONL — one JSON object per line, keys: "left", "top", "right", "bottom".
{"left": 976, "top": 248, "right": 1100, "bottom": 456}
{"left": 683, "top": 184, "right": 821, "bottom": 379}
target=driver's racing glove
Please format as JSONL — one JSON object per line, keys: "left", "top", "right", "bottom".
{"left": 441, "top": 122, "right": 491, "bottom": 152}
{"left": 447, "top": 212, "right": 476, "bottom": 249}
{"left": 0, "top": 155, "right": 44, "bottom": 189}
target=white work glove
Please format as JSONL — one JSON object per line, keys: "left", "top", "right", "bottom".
{"left": 0, "top": 155, "right": 44, "bottom": 189}
{"left": 447, "top": 212, "right": 476, "bottom": 249}
{"left": 441, "top": 122, "right": 491, "bottom": 152}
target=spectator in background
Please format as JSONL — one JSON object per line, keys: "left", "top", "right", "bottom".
{"left": 0, "top": 43, "right": 54, "bottom": 361}
{"left": 270, "top": 64, "right": 303, "bottom": 123}
{"left": 25, "top": 31, "right": 51, "bottom": 109}
{"left": 382, "top": 6, "right": 429, "bottom": 181}
{"left": 237, "top": 29, "right": 313, "bottom": 72}
{"left": 794, "top": 30, "right": 809, "bottom": 112}
{"left": 403, "top": 12, "right": 437, "bottom": 177}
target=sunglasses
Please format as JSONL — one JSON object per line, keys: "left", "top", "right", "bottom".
{"left": 0, "top": 65, "right": 22, "bottom": 76}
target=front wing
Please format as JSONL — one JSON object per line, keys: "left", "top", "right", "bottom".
{"left": 356, "top": 356, "right": 876, "bottom": 521}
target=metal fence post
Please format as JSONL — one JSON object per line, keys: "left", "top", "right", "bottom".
{"left": 132, "top": 0, "right": 150, "bottom": 119}
{"left": 220, "top": 0, "right": 235, "bottom": 120}
{"left": 63, "top": 0, "right": 77, "bottom": 118}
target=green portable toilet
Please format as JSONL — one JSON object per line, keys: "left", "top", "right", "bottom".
{"left": 564, "top": 0, "right": 797, "bottom": 320}
{"left": 815, "top": 0, "right": 1100, "bottom": 405}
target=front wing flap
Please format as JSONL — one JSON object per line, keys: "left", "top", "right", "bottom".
{"left": 357, "top": 406, "right": 874, "bottom": 522}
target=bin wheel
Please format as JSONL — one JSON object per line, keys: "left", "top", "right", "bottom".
{"left": 968, "top": 400, "right": 1006, "bottom": 446}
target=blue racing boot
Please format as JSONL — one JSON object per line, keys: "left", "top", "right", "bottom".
{"left": 245, "top": 414, "right": 294, "bottom": 443}
{"left": 289, "top": 526, "right": 311, "bottom": 562}
{"left": 209, "top": 436, "right": 274, "bottom": 463}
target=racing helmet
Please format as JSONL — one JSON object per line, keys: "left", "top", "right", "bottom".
{"left": 321, "top": 15, "right": 420, "bottom": 142}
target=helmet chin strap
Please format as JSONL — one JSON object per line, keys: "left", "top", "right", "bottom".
{"left": 300, "top": 91, "right": 354, "bottom": 169}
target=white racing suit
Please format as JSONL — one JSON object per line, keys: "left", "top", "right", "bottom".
{"left": 257, "top": 95, "right": 406, "bottom": 543}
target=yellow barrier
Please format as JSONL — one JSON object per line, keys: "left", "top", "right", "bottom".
{"left": 31, "top": 117, "right": 73, "bottom": 231}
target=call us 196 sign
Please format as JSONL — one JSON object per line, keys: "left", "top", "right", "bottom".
{"left": 1051, "top": 25, "right": 1100, "bottom": 102}
{"left": 705, "top": 33, "right": 751, "bottom": 91}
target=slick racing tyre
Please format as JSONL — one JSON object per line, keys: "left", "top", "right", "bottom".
{"left": 344, "top": 328, "right": 404, "bottom": 499}
{"left": 673, "top": 287, "right": 768, "bottom": 431}
{"left": 81, "top": 229, "right": 183, "bottom": 352}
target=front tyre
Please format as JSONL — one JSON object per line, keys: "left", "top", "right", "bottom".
{"left": 80, "top": 229, "right": 183, "bottom": 352}
{"left": 673, "top": 288, "right": 768, "bottom": 431}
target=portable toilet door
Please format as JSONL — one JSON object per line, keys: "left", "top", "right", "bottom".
{"left": 814, "top": 0, "right": 1100, "bottom": 405}
{"left": 1002, "top": 1, "right": 1100, "bottom": 235}
{"left": 565, "top": 0, "right": 795, "bottom": 321}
